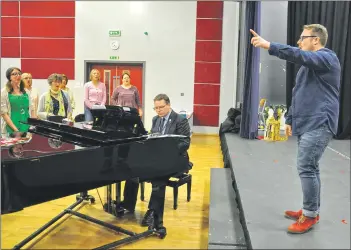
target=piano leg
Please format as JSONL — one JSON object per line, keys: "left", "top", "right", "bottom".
{"left": 103, "top": 185, "right": 113, "bottom": 214}
{"left": 12, "top": 192, "right": 149, "bottom": 250}
{"left": 103, "top": 183, "right": 125, "bottom": 218}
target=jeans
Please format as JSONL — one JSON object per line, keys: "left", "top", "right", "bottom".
{"left": 84, "top": 106, "right": 93, "bottom": 122}
{"left": 297, "top": 124, "right": 333, "bottom": 218}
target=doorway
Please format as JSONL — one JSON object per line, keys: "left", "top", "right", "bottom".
{"left": 84, "top": 61, "right": 145, "bottom": 107}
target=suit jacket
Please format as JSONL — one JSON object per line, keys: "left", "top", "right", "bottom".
{"left": 151, "top": 110, "right": 191, "bottom": 157}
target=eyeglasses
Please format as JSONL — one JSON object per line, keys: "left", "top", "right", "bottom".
{"left": 153, "top": 105, "right": 166, "bottom": 110}
{"left": 299, "top": 35, "right": 317, "bottom": 41}
{"left": 11, "top": 72, "right": 21, "bottom": 76}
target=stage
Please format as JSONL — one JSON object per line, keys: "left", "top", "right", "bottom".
{"left": 219, "top": 133, "right": 350, "bottom": 249}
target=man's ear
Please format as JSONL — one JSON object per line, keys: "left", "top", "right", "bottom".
{"left": 314, "top": 37, "right": 320, "bottom": 45}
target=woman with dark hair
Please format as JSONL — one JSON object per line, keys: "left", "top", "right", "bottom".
{"left": 110, "top": 71, "right": 143, "bottom": 117}
{"left": 1, "top": 67, "right": 34, "bottom": 137}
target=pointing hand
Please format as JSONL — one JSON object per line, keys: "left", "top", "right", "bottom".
{"left": 250, "top": 29, "right": 270, "bottom": 50}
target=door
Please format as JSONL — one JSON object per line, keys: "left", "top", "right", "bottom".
{"left": 86, "top": 63, "right": 144, "bottom": 106}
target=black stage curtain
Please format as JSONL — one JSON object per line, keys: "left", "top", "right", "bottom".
{"left": 287, "top": 1, "right": 351, "bottom": 139}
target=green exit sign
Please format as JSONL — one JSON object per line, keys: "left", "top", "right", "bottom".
{"left": 109, "top": 56, "right": 119, "bottom": 60}
{"left": 109, "top": 30, "right": 121, "bottom": 37}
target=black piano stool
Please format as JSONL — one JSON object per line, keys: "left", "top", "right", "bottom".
{"left": 140, "top": 172, "right": 192, "bottom": 210}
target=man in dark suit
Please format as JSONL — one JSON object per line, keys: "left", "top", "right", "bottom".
{"left": 120, "top": 94, "right": 191, "bottom": 233}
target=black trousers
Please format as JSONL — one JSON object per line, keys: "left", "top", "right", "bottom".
{"left": 122, "top": 162, "right": 191, "bottom": 226}
{"left": 122, "top": 178, "right": 139, "bottom": 211}
{"left": 122, "top": 177, "right": 168, "bottom": 225}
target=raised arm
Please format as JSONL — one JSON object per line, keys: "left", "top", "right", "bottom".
{"left": 250, "top": 29, "right": 332, "bottom": 71}
{"left": 268, "top": 43, "right": 332, "bottom": 71}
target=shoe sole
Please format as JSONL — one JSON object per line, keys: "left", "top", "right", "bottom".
{"left": 287, "top": 226, "right": 314, "bottom": 234}
{"left": 284, "top": 215, "right": 320, "bottom": 224}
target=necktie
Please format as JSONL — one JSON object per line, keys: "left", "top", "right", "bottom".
{"left": 159, "top": 117, "right": 166, "bottom": 134}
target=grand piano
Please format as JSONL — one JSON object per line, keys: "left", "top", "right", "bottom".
{"left": 1, "top": 105, "right": 190, "bottom": 249}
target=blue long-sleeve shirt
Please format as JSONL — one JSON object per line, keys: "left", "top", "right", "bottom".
{"left": 268, "top": 42, "right": 341, "bottom": 136}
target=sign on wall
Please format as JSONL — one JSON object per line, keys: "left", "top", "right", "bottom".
{"left": 109, "top": 30, "right": 121, "bottom": 37}
{"left": 109, "top": 56, "right": 119, "bottom": 60}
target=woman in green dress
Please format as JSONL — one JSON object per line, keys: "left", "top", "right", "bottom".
{"left": 1, "top": 67, "right": 34, "bottom": 137}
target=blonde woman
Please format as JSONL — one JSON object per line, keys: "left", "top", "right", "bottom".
{"left": 22, "top": 72, "right": 39, "bottom": 117}
{"left": 37, "top": 73, "right": 72, "bottom": 121}
{"left": 1, "top": 67, "right": 34, "bottom": 137}
{"left": 84, "top": 69, "right": 106, "bottom": 121}
{"left": 59, "top": 74, "right": 75, "bottom": 112}
{"left": 111, "top": 72, "right": 142, "bottom": 117}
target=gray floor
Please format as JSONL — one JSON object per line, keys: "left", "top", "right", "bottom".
{"left": 224, "top": 133, "right": 350, "bottom": 249}
{"left": 328, "top": 139, "right": 350, "bottom": 158}
{"left": 208, "top": 168, "right": 247, "bottom": 249}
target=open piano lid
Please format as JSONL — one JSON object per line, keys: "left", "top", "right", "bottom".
{"left": 27, "top": 105, "right": 148, "bottom": 147}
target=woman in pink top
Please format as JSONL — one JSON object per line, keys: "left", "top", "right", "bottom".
{"left": 84, "top": 69, "right": 106, "bottom": 121}
{"left": 110, "top": 72, "right": 143, "bottom": 117}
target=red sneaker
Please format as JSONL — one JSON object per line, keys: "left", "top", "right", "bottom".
{"left": 287, "top": 215, "right": 318, "bottom": 234}
{"left": 285, "top": 209, "right": 319, "bottom": 222}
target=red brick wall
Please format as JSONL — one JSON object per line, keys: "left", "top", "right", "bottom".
{"left": 1, "top": 1, "right": 75, "bottom": 79}
{"left": 193, "top": 1, "right": 223, "bottom": 127}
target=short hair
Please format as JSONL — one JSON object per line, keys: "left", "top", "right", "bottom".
{"left": 21, "top": 73, "right": 32, "bottom": 79}
{"left": 62, "top": 74, "right": 68, "bottom": 83}
{"left": 154, "top": 94, "right": 170, "bottom": 105}
{"left": 47, "top": 73, "right": 63, "bottom": 85}
{"left": 303, "top": 24, "right": 328, "bottom": 46}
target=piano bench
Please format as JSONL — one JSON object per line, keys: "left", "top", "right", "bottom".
{"left": 140, "top": 173, "right": 192, "bottom": 210}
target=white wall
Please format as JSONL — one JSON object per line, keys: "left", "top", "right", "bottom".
{"left": 220, "top": 2, "right": 240, "bottom": 124}
{"left": 75, "top": 1, "right": 197, "bottom": 130}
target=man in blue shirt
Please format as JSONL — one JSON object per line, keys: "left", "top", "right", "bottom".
{"left": 250, "top": 24, "right": 340, "bottom": 234}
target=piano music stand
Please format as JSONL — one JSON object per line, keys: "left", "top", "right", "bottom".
{"left": 9, "top": 107, "right": 168, "bottom": 250}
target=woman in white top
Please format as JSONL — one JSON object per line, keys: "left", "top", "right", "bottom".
{"left": 21, "top": 73, "right": 39, "bottom": 117}
{"left": 37, "top": 73, "right": 72, "bottom": 121}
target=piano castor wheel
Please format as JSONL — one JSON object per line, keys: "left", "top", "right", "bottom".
{"left": 90, "top": 197, "right": 95, "bottom": 204}
{"left": 156, "top": 227, "right": 167, "bottom": 239}
{"left": 76, "top": 194, "right": 81, "bottom": 201}
{"left": 116, "top": 206, "right": 125, "bottom": 217}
